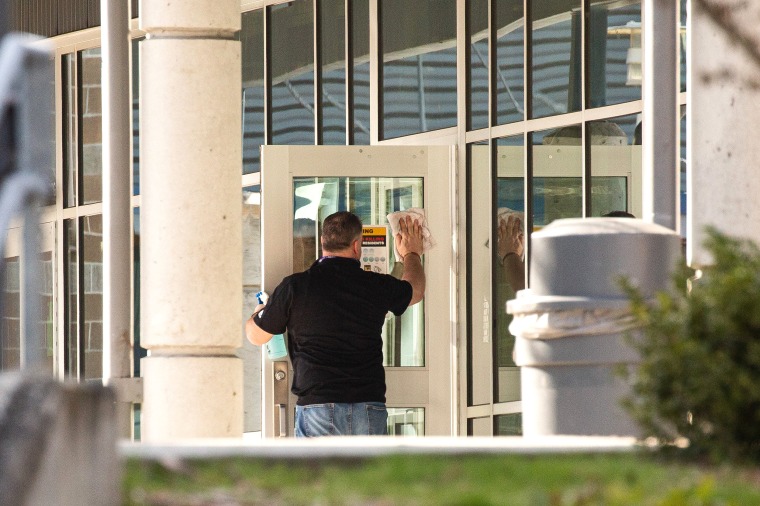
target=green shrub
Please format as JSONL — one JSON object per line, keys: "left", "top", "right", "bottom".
{"left": 623, "top": 227, "right": 760, "bottom": 462}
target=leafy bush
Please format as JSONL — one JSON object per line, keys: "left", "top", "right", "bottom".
{"left": 623, "top": 227, "right": 760, "bottom": 462}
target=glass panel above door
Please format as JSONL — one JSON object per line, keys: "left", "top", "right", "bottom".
{"left": 380, "top": 0, "right": 457, "bottom": 139}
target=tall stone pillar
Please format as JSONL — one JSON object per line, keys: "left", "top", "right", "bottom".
{"left": 139, "top": 0, "right": 242, "bottom": 440}
{"left": 690, "top": 0, "right": 760, "bottom": 265}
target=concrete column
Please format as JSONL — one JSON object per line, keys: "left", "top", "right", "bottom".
{"left": 101, "top": 0, "right": 134, "bottom": 439}
{"left": 139, "top": 0, "right": 242, "bottom": 441}
{"left": 690, "top": 0, "right": 760, "bottom": 265}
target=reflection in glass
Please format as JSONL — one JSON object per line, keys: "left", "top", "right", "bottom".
{"left": 241, "top": 186, "right": 263, "bottom": 433}
{"left": 589, "top": 115, "right": 641, "bottom": 217}
{"left": 40, "top": 250, "right": 54, "bottom": 372}
{"left": 62, "top": 53, "right": 77, "bottom": 208}
{"left": 3, "top": 247, "right": 56, "bottom": 372}
{"left": 292, "top": 176, "right": 424, "bottom": 367}
{"left": 680, "top": 0, "right": 687, "bottom": 93}
{"left": 531, "top": 126, "right": 583, "bottom": 226}
{"left": 81, "top": 215, "right": 103, "bottom": 380}
{"left": 133, "top": 208, "right": 146, "bottom": 376}
{"left": 351, "top": 0, "right": 370, "bottom": 144}
{"left": 381, "top": 0, "right": 457, "bottom": 139}
{"left": 495, "top": 135, "right": 524, "bottom": 403}
{"left": 320, "top": 0, "right": 347, "bottom": 145}
{"left": 80, "top": 48, "right": 103, "bottom": 204}
{"left": 242, "top": 10, "right": 266, "bottom": 173}
{"left": 64, "top": 219, "right": 78, "bottom": 378}
{"left": 387, "top": 407, "right": 424, "bottom": 436}
{"left": 494, "top": 0, "right": 524, "bottom": 125}
{"left": 270, "top": 2, "right": 315, "bottom": 145}
{"left": 495, "top": 413, "right": 522, "bottom": 435}
{"left": 529, "top": 0, "right": 581, "bottom": 118}
{"left": 467, "top": 0, "right": 488, "bottom": 131}
{"left": 467, "top": 140, "right": 491, "bottom": 406}
{"left": 680, "top": 106, "right": 687, "bottom": 242}
{"left": 588, "top": 1, "right": 642, "bottom": 107}
{"left": 132, "top": 39, "right": 141, "bottom": 195}
{"left": 1, "top": 257, "right": 20, "bottom": 370}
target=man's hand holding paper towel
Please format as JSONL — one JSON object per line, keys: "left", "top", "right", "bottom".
{"left": 394, "top": 215, "right": 426, "bottom": 305}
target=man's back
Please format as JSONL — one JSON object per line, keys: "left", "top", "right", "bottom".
{"left": 260, "top": 256, "right": 412, "bottom": 405}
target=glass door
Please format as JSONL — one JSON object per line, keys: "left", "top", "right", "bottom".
{"left": 260, "top": 145, "right": 456, "bottom": 437}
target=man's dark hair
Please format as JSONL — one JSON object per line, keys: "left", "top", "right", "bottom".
{"left": 321, "top": 211, "right": 362, "bottom": 251}
{"left": 603, "top": 210, "right": 636, "bottom": 218}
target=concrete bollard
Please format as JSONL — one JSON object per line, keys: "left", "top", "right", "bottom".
{"left": 0, "top": 373, "right": 120, "bottom": 505}
{"left": 508, "top": 218, "right": 681, "bottom": 437}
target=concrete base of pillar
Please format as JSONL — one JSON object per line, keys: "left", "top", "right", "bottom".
{"left": 142, "top": 355, "right": 243, "bottom": 441}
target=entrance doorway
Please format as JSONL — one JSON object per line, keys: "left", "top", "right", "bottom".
{"left": 259, "top": 145, "right": 457, "bottom": 437}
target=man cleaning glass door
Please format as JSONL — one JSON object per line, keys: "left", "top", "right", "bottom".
{"left": 246, "top": 212, "right": 426, "bottom": 436}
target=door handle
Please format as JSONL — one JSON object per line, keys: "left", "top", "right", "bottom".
{"left": 273, "top": 362, "right": 289, "bottom": 437}
{"left": 275, "top": 403, "right": 287, "bottom": 437}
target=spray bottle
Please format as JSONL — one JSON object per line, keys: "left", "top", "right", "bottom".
{"left": 256, "top": 291, "right": 288, "bottom": 360}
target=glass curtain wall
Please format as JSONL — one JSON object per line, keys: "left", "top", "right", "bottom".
{"left": 466, "top": 0, "right": 648, "bottom": 434}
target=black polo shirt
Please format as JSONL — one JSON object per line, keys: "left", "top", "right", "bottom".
{"left": 254, "top": 256, "right": 413, "bottom": 405}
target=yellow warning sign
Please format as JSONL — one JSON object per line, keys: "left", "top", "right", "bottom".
{"left": 362, "top": 227, "right": 386, "bottom": 236}
{"left": 361, "top": 225, "right": 389, "bottom": 274}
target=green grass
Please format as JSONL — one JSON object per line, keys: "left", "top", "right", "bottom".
{"left": 123, "top": 452, "right": 760, "bottom": 505}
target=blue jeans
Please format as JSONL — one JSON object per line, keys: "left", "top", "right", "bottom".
{"left": 295, "top": 402, "right": 388, "bottom": 437}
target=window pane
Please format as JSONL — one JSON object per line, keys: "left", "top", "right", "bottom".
{"left": 494, "top": 0, "right": 525, "bottom": 125}
{"left": 680, "top": 106, "right": 687, "bottom": 243}
{"left": 80, "top": 48, "right": 103, "bottom": 204}
{"left": 351, "top": 0, "right": 370, "bottom": 145}
{"left": 132, "top": 39, "right": 141, "bottom": 195}
{"left": 495, "top": 413, "right": 522, "bottom": 435}
{"left": 133, "top": 208, "right": 146, "bottom": 377}
{"left": 2, "top": 240, "right": 56, "bottom": 373}
{"left": 81, "top": 215, "right": 103, "bottom": 380}
{"left": 387, "top": 407, "right": 424, "bottom": 436}
{"left": 531, "top": 126, "right": 582, "bottom": 226}
{"left": 530, "top": 0, "right": 581, "bottom": 119}
{"left": 467, "top": 141, "right": 491, "bottom": 406}
{"left": 495, "top": 135, "right": 524, "bottom": 403}
{"left": 242, "top": 10, "right": 265, "bottom": 174}
{"left": 241, "top": 187, "right": 262, "bottom": 433}
{"left": 588, "top": 1, "right": 641, "bottom": 107}
{"left": 62, "top": 53, "right": 77, "bottom": 208}
{"left": 680, "top": 0, "right": 687, "bottom": 93}
{"left": 381, "top": 0, "right": 457, "bottom": 139}
{"left": 40, "top": 250, "right": 54, "bottom": 372}
{"left": 467, "top": 0, "right": 488, "bottom": 131}
{"left": 1, "top": 257, "right": 20, "bottom": 370}
{"left": 589, "top": 114, "right": 641, "bottom": 218}
{"left": 64, "top": 219, "right": 78, "bottom": 378}
{"left": 320, "top": 0, "right": 347, "bottom": 145}
{"left": 270, "top": 2, "right": 315, "bottom": 145}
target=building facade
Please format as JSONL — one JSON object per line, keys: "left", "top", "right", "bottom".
{"left": 2, "top": 0, "right": 688, "bottom": 438}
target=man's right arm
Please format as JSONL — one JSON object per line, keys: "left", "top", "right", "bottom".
{"left": 401, "top": 252, "right": 425, "bottom": 305}
{"left": 395, "top": 216, "right": 426, "bottom": 306}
